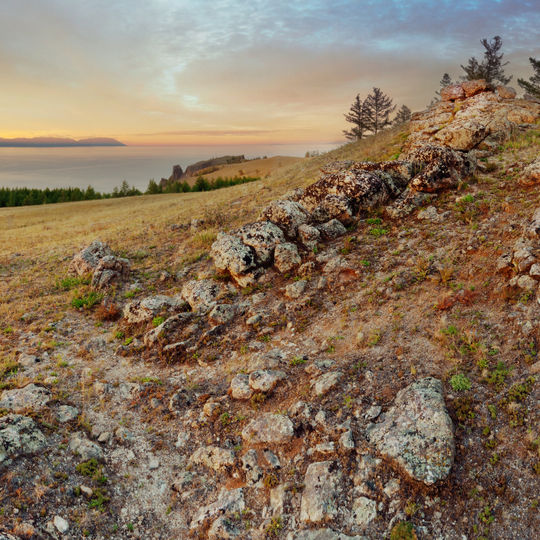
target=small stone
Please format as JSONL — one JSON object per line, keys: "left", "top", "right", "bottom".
{"left": 339, "top": 430, "right": 355, "bottom": 450}
{"left": 242, "top": 413, "right": 294, "bottom": 444}
{"left": 149, "top": 457, "right": 160, "bottom": 470}
{"left": 312, "top": 371, "right": 342, "bottom": 396}
{"left": 209, "top": 303, "right": 236, "bottom": 325}
{"left": 56, "top": 405, "right": 79, "bottom": 423}
{"left": 248, "top": 370, "right": 286, "bottom": 393}
{"left": 0, "top": 414, "right": 47, "bottom": 465}
{"left": 314, "top": 441, "right": 335, "bottom": 455}
{"left": 190, "top": 488, "right": 245, "bottom": 530}
{"left": 230, "top": 374, "right": 253, "bottom": 400}
{"left": 208, "top": 516, "right": 242, "bottom": 539}
{"left": 529, "top": 263, "right": 540, "bottom": 279}
{"left": 246, "top": 314, "right": 262, "bottom": 325}
{"left": 383, "top": 478, "right": 400, "bottom": 498}
{"left": 263, "top": 449, "right": 281, "bottom": 468}
{"left": 496, "top": 85, "right": 517, "bottom": 99}
{"left": 364, "top": 405, "right": 382, "bottom": 420}
{"left": 69, "top": 432, "right": 103, "bottom": 461}
{"left": 298, "top": 224, "right": 321, "bottom": 250}
{"left": 516, "top": 275, "right": 537, "bottom": 291}
{"left": 241, "top": 449, "right": 263, "bottom": 486}
{"left": 190, "top": 446, "right": 236, "bottom": 471}
{"left": 80, "top": 485, "right": 93, "bottom": 498}
{"left": 285, "top": 280, "right": 308, "bottom": 299}
{"left": 53, "top": 516, "right": 69, "bottom": 534}
{"left": 318, "top": 219, "right": 347, "bottom": 239}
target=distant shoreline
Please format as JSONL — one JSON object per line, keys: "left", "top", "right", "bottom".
{"left": 0, "top": 137, "right": 125, "bottom": 147}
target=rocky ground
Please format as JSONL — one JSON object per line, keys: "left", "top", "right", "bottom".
{"left": 1, "top": 82, "right": 539, "bottom": 539}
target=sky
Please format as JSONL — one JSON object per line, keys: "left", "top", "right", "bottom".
{"left": 0, "top": 0, "right": 538, "bottom": 146}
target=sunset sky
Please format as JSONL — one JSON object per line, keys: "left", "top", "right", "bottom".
{"left": 1, "top": 0, "right": 538, "bottom": 146}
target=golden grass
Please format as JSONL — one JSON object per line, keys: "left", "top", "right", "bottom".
{"left": 0, "top": 126, "right": 409, "bottom": 328}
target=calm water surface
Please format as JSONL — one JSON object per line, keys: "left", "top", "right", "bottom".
{"left": 0, "top": 143, "right": 339, "bottom": 192}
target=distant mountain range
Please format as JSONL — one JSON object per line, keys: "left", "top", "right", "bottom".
{"left": 0, "top": 137, "right": 125, "bottom": 147}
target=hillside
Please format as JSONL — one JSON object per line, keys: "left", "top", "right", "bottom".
{"left": 0, "top": 84, "right": 539, "bottom": 540}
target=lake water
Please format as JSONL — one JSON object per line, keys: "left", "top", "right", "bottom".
{"left": 0, "top": 143, "right": 339, "bottom": 192}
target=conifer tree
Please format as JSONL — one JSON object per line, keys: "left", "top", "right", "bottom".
{"left": 518, "top": 57, "right": 540, "bottom": 99}
{"left": 393, "top": 105, "right": 411, "bottom": 125}
{"left": 343, "top": 94, "right": 368, "bottom": 140}
{"left": 461, "top": 36, "right": 511, "bottom": 85}
{"left": 363, "top": 87, "right": 395, "bottom": 134}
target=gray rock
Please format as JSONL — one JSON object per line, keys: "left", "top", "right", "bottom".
{"left": 211, "top": 232, "right": 257, "bottom": 278}
{"left": 274, "top": 242, "right": 302, "bottom": 273}
{"left": 298, "top": 224, "right": 321, "bottom": 250}
{"left": 260, "top": 199, "right": 310, "bottom": 238}
{"left": 68, "top": 240, "right": 112, "bottom": 276}
{"left": 190, "top": 446, "right": 236, "bottom": 471}
{"left": 0, "top": 414, "right": 47, "bottom": 466}
{"left": 123, "top": 295, "right": 186, "bottom": 324}
{"left": 0, "top": 384, "right": 51, "bottom": 412}
{"left": 242, "top": 413, "right": 294, "bottom": 444}
{"left": 230, "top": 374, "right": 253, "bottom": 400}
{"left": 190, "top": 488, "right": 245, "bottom": 529}
{"left": 417, "top": 205, "right": 442, "bottom": 222}
{"left": 285, "top": 279, "right": 308, "bottom": 299}
{"left": 56, "top": 405, "right": 79, "bottom": 423}
{"left": 292, "top": 530, "right": 365, "bottom": 540}
{"left": 300, "top": 461, "right": 342, "bottom": 523}
{"left": 143, "top": 312, "right": 193, "bottom": 346}
{"left": 69, "top": 432, "right": 103, "bottom": 461}
{"left": 318, "top": 219, "right": 347, "bottom": 239}
{"left": 367, "top": 377, "right": 454, "bottom": 485}
{"left": 249, "top": 370, "right": 286, "bottom": 393}
{"left": 238, "top": 221, "right": 285, "bottom": 265}
{"left": 312, "top": 371, "right": 342, "bottom": 396}
{"left": 242, "top": 449, "right": 263, "bottom": 486}
{"left": 91, "top": 254, "right": 130, "bottom": 289}
{"left": 209, "top": 303, "right": 236, "bottom": 324}
{"left": 182, "top": 279, "right": 223, "bottom": 312}
{"left": 53, "top": 516, "right": 69, "bottom": 534}
{"left": 208, "top": 516, "right": 242, "bottom": 539}
{"left": 311, "top": 194, "right": 355, "bottom": 225}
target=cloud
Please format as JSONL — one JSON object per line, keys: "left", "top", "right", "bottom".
{"left": 0, "top": 0, "right": 538, "bottom": 143}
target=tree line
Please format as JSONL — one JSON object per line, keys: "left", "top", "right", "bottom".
{"left": 344, "top": 36, "right": 540, "bottom": 141}
{"left": 0, "top": 175, "right": 261, "bottom": 208}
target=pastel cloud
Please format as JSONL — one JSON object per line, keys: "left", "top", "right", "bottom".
{"left": 0, "top": 0, "right": 538, "bottom": 144}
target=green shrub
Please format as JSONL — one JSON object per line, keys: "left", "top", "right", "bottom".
{"left": 71, "top": 291, "right": 103, "bottom": 309}
{"left": 450, "top": 373, "right": 472, "bottom": 392}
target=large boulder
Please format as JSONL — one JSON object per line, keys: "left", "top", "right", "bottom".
{"left": 367, "top": 377, "right": 454, "bottom": 485}
{"left": 0, "top": 414, "right": 47, "bottom": 466}
{"left": 68, "top": 240, "right": 112, "bottom": 275}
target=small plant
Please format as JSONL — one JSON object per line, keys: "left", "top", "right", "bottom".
{"left": 390, "top": 521, "right": 416, "bottom": 540}
{"left": 71, "top": 291, "right": 103, "bottom": 310}
{"left": 369, "top": 227, "right": 388, "bottom": 237}
{"left": 265, "top": 516, "right": 283, "bottom": 537}
{"left": 487, "top": 361, "right": 510, "bottom": 388}
{"left": 152, "top": 316, "right": 165, "bottom": 327}
{"left": 289, "top": 356, "right": 306, "bottom": 366}
{"left": 450, "top": 373, "right": 471, "bottom": 392}
{"left": 263, "top": 473, "right": 279, "bottom": 489}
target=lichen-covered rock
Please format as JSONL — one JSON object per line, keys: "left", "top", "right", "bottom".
{"left": 461, "top": 79, "right": 488, "bottom": 97}
{"left": 318, "top": 219, "right": 347, "bottom": 239}
{"left": 91, "top": 255, "right": 130, "bottom": 289}
{"left": 520, "top": 158, "right": 540, "bottom": 187}
{"left": 312, "top": 371, "right": 342, "bottom": 397}
{"left": 260, "top": 200, "right": 310, "bottom": 238}
{"left": 298, "top": 224, "right": 321, "bottom": 250}
{"left": 440, "top": 84, "right": 466, "bottom": 101}
{"left": 351, "top": 497, "right": 377, "bottom": 527}
{"left": 367, "top": 377, "right": 454, "bottom": 485}
{"left": 123, "top": 295, "right": 186, "bottom": 324}
{"left": 0, "top": 414, "right": 47, "bottom": 466}
{"left": 211, "top": 232, "right": 257, "bottom": 277}
{"left": 242, "top": 413, "right": 294, "bottom": 444}
{"left": 143, "top": 312, "right": 193, "bottom": 347}
{"left": 285, "top": 279, "right": 308, "bottom": 299}
{"left": 293, "top": 529, "right": 365, "bottom": 540}
{"left": 68, "top": 240, "right": 112, "bottom": 275}
{"left": 248, "top": 370, "right": 286, "bottom": 392}
{"left": 189, "top": 446, "right": 236, "bottom": 471}
{"left": 190, "top": 488, "right": 245, "bottom": 530}
{"left": 405, "top": 144, "right": 474, "bottom": 192}
{"left": 229, "top": 374, "right": 253, "bottom": 400}
{"left": 237, "top": 221, "right": 285, "bottom": 265}
{"left": 526, "top": 207, "right": 540, "bottom": 238}
{"left": 182, "top": 279, "right": 223, "bottom": 312}
{"left": 274, "top": 242, "right": 301, "bottom": 273}
{"left": 208, "top": 303, "right": 236, "bottom": 325}
{"left": 0, "top": 384, "right": 51, "bottom": 413}
{"left": 300, "top": 461, "right": 342, "bottom": 523}
{"left": 311, "top": 194, "right": 355, "bottom": 225}
{"left": 208, "top": 516, "right": 242, "bottom": 539}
